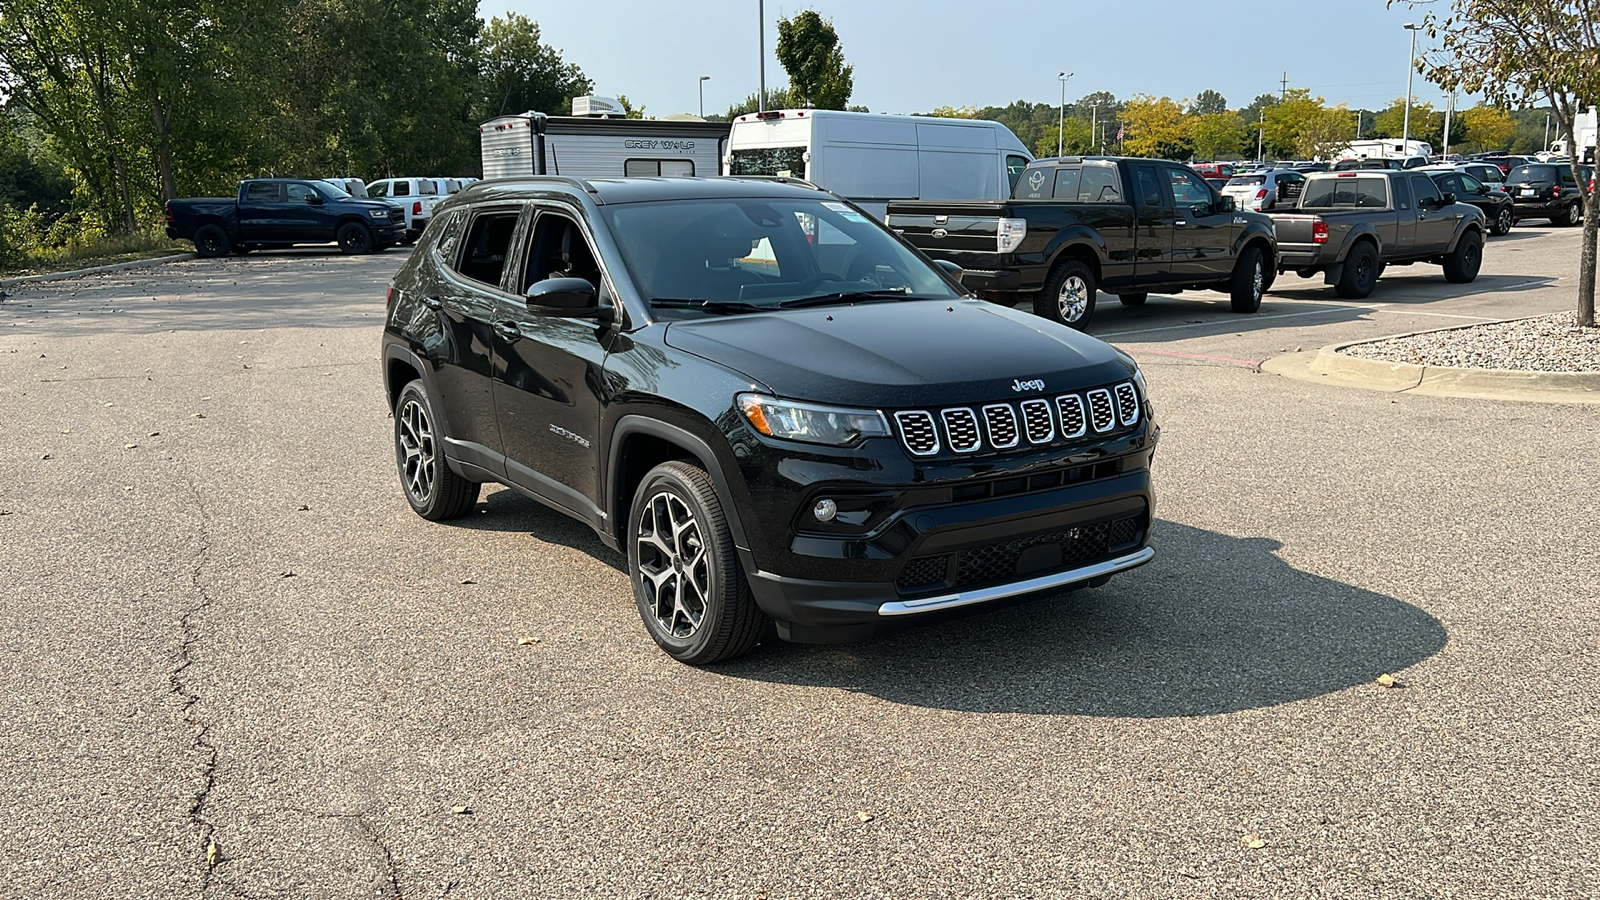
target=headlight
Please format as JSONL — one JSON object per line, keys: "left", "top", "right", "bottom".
{"left": 367, "top": 209, "right": 388, "bottom": 220}
{"left": 737, "top": 394, "right": 890, "bottom": 446}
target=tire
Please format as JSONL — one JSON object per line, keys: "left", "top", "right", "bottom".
{"left": 193, "top": 224, "right": 230, "bottom": 258}
{"left": 1570, "top": 202, "right": 1585, "bottom": 227}
{"left": 337, "top": 221, "right": 374, "bottom": 255}
{"left": 394, "top": 380, "right": 479, "bottom": 520}
{"left": 1552, "top": 204, "right": 1573, "bottom": 227}
{"left": 1334, "top": 242, "right": 1380, "bottom": 299}
{"left": 1034, "top": 258, "right": 1097, "bottom": 330}
{"left": 1442, "top": 230, "right": 1483, "bottom": 284}
{"left": 629, "top": 461, "right": 767, "bottom": 665}
{"left": 1229, "top": 245, "right": 1266, "bottom": 313}
{"left": 1491, "top": 205, "right": 1513, "bottom": 236}
{"left": 1118, "top": 293, "right": 1148, "bottom": 307}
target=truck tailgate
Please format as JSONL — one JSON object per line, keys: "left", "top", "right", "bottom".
{"left": 885, "top": 201, "right": 1009, "bottom": 254}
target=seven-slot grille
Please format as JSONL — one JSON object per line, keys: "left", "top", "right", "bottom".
{"left": 895, "top": 382, "right": 1141, "bottom": 457}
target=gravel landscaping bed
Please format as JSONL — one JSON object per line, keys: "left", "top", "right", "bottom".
{"left": 1343, "top": 311, "right": 1600, "bottom": 373}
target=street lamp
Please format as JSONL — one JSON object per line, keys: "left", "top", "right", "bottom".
{"left": 1090, "top": 101, "right": 1100, "bottom": 155}
{"left": 1057, "top": 72, "right": 1073, "bottom": 158}
{"left": 699, "top": 75, "right": 710, "bottom": 118}
{"left": 1402, "top": 23, "right": 1422, "bottom": 152}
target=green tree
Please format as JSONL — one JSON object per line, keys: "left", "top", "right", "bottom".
{"left": 1404, "top": 0, "right": 1600, "bottom": 326}
{"left": 775, "top": 10, "right": 854, "bottom": 109}
{"left": 616, "top": 95, "right": 647, "bottom": 119}
{"left": 1190, "top": 89, "right": 1228, "bottom": 116}
{"left": 1371, "top": 97, "right": 1436, "bottom": 140}
{"left": 1189, "top": 112, "right": 1244, "bottom": 160}
{"left": 1262, "top": 88, "right": 1342, "bottom": 159}
{"left": 480, "top": 12, "right": 592, "bottom": 119}
{"left": 726, "top": 86, "right": 795, "bottom": 117}
{"left": 928, "top": 105, "right": 980, "bottom": 119}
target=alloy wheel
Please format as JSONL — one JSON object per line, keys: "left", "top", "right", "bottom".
{"left": 397, "top": 398, "right": 436, "bottom": 503}
{"left": 635, "top": 491, "right": 709, "bottom": 639}
{"left": 1057, "top": 275, "right": 1090, "bottom": 323}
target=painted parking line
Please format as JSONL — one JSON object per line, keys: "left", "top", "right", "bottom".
{"left": 1121, "top": 347, "right": 1262, "bottom": 368}
{"left": 1097, "top": 305, "right": 1364, "bottom": 338}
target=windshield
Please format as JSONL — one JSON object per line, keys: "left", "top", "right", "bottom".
{"left": 598, "top": 197, "right": 963, "bottom": 316}
{"left": 729, "top": 146, "right": 808, "bottom": 179}
{"left": 315, "top": 180, "right": 352, "bottom": 199}
{"left": 1224, "top": 175, "right": 1265, "bottom": 188}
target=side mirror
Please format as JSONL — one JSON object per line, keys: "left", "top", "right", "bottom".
{"left": 933, "top": 259, "right": 963, "bottom": 279}
{"left": 524, "top": 277, "right": 611, "bottom": 320}
{"left": 1440, "top": 192, "right": 1457, "bottom": 207}
{"left": 305, "top": 193, "right": 324, "bottom": 205}
{"left": 1218, "top": 195, "right": 1236, "bottom": 213}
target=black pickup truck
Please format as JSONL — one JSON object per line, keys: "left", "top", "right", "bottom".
{"left": 165, "top": 179, "right": 407, "bottom": 257}
{"left": 885, "top": 156, "right": 1278, "bottom": 329}
{"left": 1267, "top": 170, "right": 1486, "bottom": 299}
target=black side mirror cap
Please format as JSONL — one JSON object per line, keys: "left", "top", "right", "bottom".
{"left": 1219, "top": 195, "right": 1236, "bottom": 213}
{"left": 933, "top": 259, "right": 963, "bottom": 278}
{"left": 1440, "top": 192, "right": 1457, "bottom": 206}
{"left": 306, "top": 194, "right": 324, "bottom": 205}
{"left": 524, "top": 276, "right": 611, "bottom": 320}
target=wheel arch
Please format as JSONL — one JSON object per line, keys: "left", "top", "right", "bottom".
{"left": 608, "top": 415, "right": 752, "bottom": 553}
{"left": 1338, "top": 230, "right": 1382, "bottom": 263}
{"left": 1043, "top": 238, "right": 1103, "bottom": 284}
{"left": 382, "top": 344, "right": 436, "bottom": 414}
{"left": 1447, "top": 220, "right": 1485, "bottom": 252}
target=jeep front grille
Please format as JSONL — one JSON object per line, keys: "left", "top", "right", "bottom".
{"left": 893, "top": 382, "right": 1141, "bottom": 457}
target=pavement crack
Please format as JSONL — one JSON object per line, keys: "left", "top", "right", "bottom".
{"left": 356, "top": 815, "right": 404, "bottom": 900}
{"left": 172, "top": 475, "right": 220, "bottom": 892}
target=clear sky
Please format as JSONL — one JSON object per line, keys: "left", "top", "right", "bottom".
{"left": 487, "top": 0, "right": 1457, "bottom": 118}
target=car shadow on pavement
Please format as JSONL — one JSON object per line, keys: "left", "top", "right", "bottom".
{"left": 1262, "top": 273, "right": 1554, "bottom": 305}
{"left": 457, "top": 486, "right": 627, "bottom": 573}
{"left": 720, "top": 520, "right": 1447, "bottom": 718}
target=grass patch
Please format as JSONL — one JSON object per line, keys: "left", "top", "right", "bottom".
{"left": 0, "top": 227, "right": 189, "bottom": 278}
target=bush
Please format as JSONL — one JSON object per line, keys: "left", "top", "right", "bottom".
{"left": 0, "top": 204, "right": 181, "bottom": 274}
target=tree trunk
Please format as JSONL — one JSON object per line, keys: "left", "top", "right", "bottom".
{"left": 1559, "top": 107, "right": 1596, "bottom": 327}
{"left": 149, "top": 89, "right": 178, "bottom": 201}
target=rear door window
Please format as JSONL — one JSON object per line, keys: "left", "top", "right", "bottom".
{"left": 245, "top": 182, "right": 282, "bottom": 202}
{"left": 454, "top": 209, "right": 523, "bottom": 289}
{"left": 417, "top": 180, "right": 439, "bottom": 196}
{"left": 1078, "top": 164, "right": 1123, "bottom": 202}
{"left": 1051, "top": 168, "right": 1081, "bottom": 200}
{"left": 1411, "top": 175, "right": 1442, "bottom": 206}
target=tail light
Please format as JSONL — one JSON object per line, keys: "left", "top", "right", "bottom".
{"left": 164, "top": 204, "right": 174, "bottom": 223}
{"left": 1312, "top": 220, "right": 1329, "bottom": 244}
{"left": 1553, "top": 184, "right": 1563, "bottom": 198}
{"left": 385, "top": 288, "right": 395, "bottom": 308}
{"left": 1254, "top": 189, "right": 1268, "bottom": 200}
{"left": 996, "top": 218, "right": 1027, "bottom": 253}
{"left": 412, "top": 201, "right": 423, "bottom": 215}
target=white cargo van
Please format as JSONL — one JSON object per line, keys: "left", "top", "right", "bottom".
{"left": 724, "top": 109, "right": 1032, "bottom": 218}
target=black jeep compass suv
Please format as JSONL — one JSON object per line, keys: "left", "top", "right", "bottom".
{"left": 381, "top": 176, "right": 1157, "bottom": 664}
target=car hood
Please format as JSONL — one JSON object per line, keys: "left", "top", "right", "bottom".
{"left": 661, "top": 299, "right": 1136, "bottom": 409}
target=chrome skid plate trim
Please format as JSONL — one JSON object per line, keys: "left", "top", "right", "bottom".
{"left": 877, "top": 546, "right": 1155, "bottom": 617}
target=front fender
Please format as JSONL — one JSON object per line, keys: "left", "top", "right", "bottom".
{"left": 1446, "top": 210, "right": 1487, "bottom": 252}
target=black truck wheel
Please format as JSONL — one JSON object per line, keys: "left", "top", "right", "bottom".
{"left": 193, "top": 224, "right": 231, "bottom": 258}
{"left": 1491, "top": 205, "right": 1513, "bottom": 236}
{"left": 337, "top": 221, "right": 374, "bottom": 255}
{"left": 1442, "top": 230, "right": 1483, "bottom": 284}
{"left": 1034, "top": 258, "right": 1097, "bottom": 330}
{"left": 394, "top": 380, "right": 479, "bottom": 520}
{"left": 629, "top": 461, "right": 767, "bottom": 665}
{"left": 1229, "top": 245, "right": 1266, "bottom": 313}
{"left": 1118, "top": 293, "right": 1148, "bottom": 307}
{"left": 1334, "top": 242, "right": 1380, "bottom": 299}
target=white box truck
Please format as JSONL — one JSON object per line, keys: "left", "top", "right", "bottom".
{"left": 724, "top": 109, "right": 1032, "bottom": 218}
{"left": 480, "top": 111, "right": 730, "bottom": 180}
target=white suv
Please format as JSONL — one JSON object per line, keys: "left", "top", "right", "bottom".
{"left": 367, "top": 178, "right": 441, "bottom": 242}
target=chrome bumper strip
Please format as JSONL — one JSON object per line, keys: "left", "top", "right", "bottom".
{"left": 877, "top": 546, "right": 1155, "bottom": 617}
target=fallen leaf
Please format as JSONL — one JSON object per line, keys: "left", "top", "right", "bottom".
{"left": 857, "top": 812, "right": 874, "bottom": 823}
{"left": 148, "top": 431, "right": 160, "bottom": 437}
{"left": 206, "top": 838, "right": 221, "bottom": 867}
{"left": 1241, "top": 834, "right": 1265, "bottom": 849}
{"left": 0, "top": 510, "right": 12, "bottom": 516}
{"left": 104, "top": 401, "right": 114, "bottom": 407}
{"left": 40, "top": 454, "right": 51, "bottom": 460}
{"left": 192, "top": 413, "right": 205, "bottom": 419}
{"left": 280, "top": 571, "right": 296, "bottom": 578}
{"left": 124, "top": 443, "right": 138, "bottom": 449}
{"left": 518, "top": 636, "right": 540, "bottom": 645}
{"left": 460, "top": 578, "right": 476, "bottom": 585}
{"left": 452, "top": 805, "right": 471, "bottom": 815}
{"left": 201, "top": 396, "right": 211, "bottom": 401}
{"left": 1376, "top": 673, "right": 1397, "bottom": 688}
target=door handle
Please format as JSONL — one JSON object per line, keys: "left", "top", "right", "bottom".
{"left": 494, "top": 320, "right": 521, "bottom": 341}
{"left": 1175, "top": 220, "right": 1188, "bottom": 227}
{"left": 421, "top": 295, "right": 442, "bottom": 310}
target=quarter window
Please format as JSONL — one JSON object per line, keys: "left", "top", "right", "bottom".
{"left": 1052, "top": 169, "right": 1081, "bottom": 200}
{"left": 245, "top": 182, "right": 281, "bottom": 202}
{"left": 393, "top": 182, "right": 411, "bottom": 197}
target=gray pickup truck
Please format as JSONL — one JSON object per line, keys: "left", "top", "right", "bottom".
{"left": 1269, "top": 170, "right": 1486, "bottom": 299}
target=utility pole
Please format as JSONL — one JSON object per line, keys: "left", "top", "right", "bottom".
{"left": 1442, "top": 91, "right": 1454, "bottom": 158}
{"left": 1090, "top": 101, "right": 1100, "bottom": 155}
{"left": 1402, "top": 23, "right": 1421, "bottom": 152}
{"left": 758, "top": 0, "right": 766, "bottom": 112}
{"left": 1057, "top": 72, "right": 1072, "bottom": 157}
{"left": 1257, "top": 109, "right": 1265, "bottom": 161}
{"left": 1280, "top": 72, "right": 1288, "bottom": 101}
{"left": 699, "top": 75, "right": 710, "bottom": 118}
{"left": 1545, "top": 111, "right": 1552, "bottom": 150}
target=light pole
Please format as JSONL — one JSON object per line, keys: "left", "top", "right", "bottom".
{"left": 1442, "top": 91, "right": 1454, "bottom": 158}
{"left": 1090, "top": 101, "right": 1100, "bottom": 155}
{"left": 1057, "top": 72, "right": 1073, "bottom": 157}
{"left": 699, "top": 75, "right": 710, "bottom": 118}
{"left": 758, "top": 0, "right": 766, "bottom": 112}
{"left": 1402, "top": 23, "right": 1422, "bottom": 152}
{"left": 1545, "top": 111, "right": 1552, "bottom": 150}
{"left": 1257, "top": 109, "right": 1265, "bottom": 161}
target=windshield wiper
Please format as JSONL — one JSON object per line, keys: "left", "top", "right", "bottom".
{"left": 777, "top": 289, "right": 923, "bottom": 309}
{"left": 649, "top": 298, "right": 767, "bottom": 314}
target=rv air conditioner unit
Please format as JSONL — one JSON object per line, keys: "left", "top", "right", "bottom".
{"left": 571, "top": 96, "right": 624, "bottom": 118}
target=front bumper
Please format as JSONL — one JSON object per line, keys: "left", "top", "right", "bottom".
{"left": 741, "top": 465, "right": 1155, "bottom": 643}
{"left": 957, "top": 268, "right": 1023, "bottom": 292}
{"left": 376, "top": 222, "right": 406, "bottom": 242}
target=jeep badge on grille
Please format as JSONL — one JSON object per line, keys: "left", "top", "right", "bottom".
{"left": 1011, "top": 378, "right": 1046, "bottom": 392}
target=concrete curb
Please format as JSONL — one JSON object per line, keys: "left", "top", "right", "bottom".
{"left": 1261, "top": 325, "right": 1600, "bottom": 404}
{"left": 1, "top": 252, "right": 196, "bottom": 288}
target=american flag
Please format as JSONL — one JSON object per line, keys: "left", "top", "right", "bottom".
{"left": 1116, "top": 126, "right": 1125, "bottom": 141}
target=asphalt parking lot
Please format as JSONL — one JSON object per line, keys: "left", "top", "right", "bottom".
{"left": 2, "top": 226, "right": 1597, "bottom": 899}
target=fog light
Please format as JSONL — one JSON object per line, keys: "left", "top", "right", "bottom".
{"left": 813, "top": 499, "right": 838, "bottom": 522}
